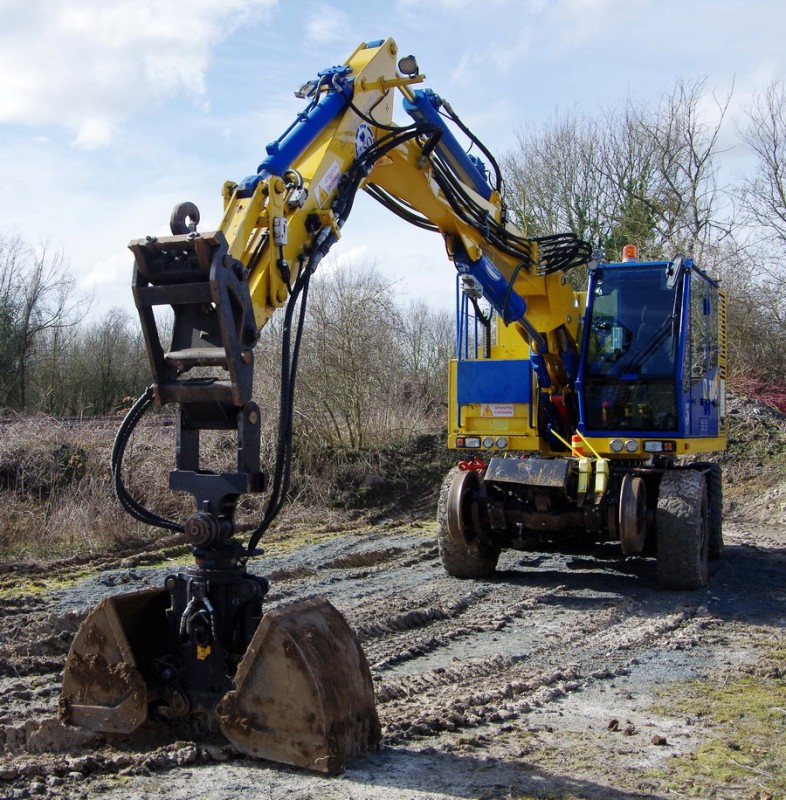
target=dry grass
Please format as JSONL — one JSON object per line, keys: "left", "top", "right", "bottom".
{"left": 2, "top": 391, "right": 783, "bottom": 563}
{"left": 0, "top": 415, "right": 184, "bottom": 559}
{"left": 0, "top": 414, "right": 447, "bottom": 562}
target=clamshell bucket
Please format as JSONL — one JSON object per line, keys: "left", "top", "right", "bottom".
{"left": 61, "top": 589, "right": 380, "bottom": 774}
{"left": 218, "top": 597, "right": 381, "bottom": 774}
{"left": 60, "top": 587, "right": 169, "bottom": 734}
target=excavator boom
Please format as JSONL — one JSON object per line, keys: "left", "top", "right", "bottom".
{"left": 59, "top": 39, "right": 425, "bottom": 773}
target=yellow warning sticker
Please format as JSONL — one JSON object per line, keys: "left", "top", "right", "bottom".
{"left": 315, "top": 160, "right": 342, "bottom": 208}
{"left": 196, "top": 645, "right": 212, "bottom": 661}
{"left": 481, "top": 404, "right": 514, "bottom": 417}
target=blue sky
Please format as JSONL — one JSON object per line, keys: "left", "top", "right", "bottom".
{"left": 1, "top": 0, "right": 785, "bottom": 319}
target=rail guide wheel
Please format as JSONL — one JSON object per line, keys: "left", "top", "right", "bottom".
{"left": 437, "top": 468, "right": 500, "bottom": 579}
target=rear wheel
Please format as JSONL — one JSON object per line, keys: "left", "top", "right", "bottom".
{"left": 705, "top": 464, "right": 723, "bottom": 560}
{"left": 655, "top": 470, "right": 708, "bottom": 590}
{"left": 437, "top": 468, "right": 500, "bottom": 578}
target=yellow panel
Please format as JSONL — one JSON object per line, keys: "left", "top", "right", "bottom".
{"left": 579, "top": 435, "right": 728, "bottom": 459}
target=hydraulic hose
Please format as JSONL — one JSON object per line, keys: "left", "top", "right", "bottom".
{"left": 111, "top": 386, "right": 185, "bottom": 533}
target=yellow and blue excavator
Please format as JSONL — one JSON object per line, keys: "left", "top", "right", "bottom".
{"left": 60, "top": 38, "right": 726, "bottom": 773}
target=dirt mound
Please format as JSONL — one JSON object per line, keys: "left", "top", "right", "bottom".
{"left": 720, "top": 393, "right": 786, "bottom": 524}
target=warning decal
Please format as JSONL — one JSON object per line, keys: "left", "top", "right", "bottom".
{"left": 315, "top": 160, "right": 342, "bottom": 207}
{"left": 481, "top": 404, "right": 514, "bottom": 417}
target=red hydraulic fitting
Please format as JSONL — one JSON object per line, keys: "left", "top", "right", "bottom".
{"left": 457, "top": 455, "right": 487, "bottom": 472}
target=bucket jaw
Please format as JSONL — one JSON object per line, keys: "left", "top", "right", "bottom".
{"left": 60, "top": 587, "right": 380, "bottom": 773}
{"left": 60, "top": 588, "right": 168, "bottom": 734}
{"left": 219, "top": 597, "right": 381, "bottom": 774}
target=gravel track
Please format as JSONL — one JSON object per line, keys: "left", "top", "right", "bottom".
{"left": 1, "top": 514, "right": 785, "bottom": 799}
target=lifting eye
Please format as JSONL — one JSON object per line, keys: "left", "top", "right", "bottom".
{"left": 170, "top": 202, "right": 200, "bottom": 235}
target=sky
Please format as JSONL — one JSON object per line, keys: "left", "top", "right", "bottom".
{"left": 1, "top": 0, "right": 785, "bottom": 322}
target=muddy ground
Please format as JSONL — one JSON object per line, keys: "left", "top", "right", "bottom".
{"left": 1, "top": 488, "right": 785, "bottom": 800}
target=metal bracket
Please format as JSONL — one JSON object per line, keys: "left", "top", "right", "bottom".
{"left": 129, "top": 229, "right": 257, "bottom": 407}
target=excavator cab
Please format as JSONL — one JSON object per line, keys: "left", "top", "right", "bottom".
{"left": 578, "top": 252, "right": 725, "bottom": 441}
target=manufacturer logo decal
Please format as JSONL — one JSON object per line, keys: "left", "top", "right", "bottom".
{"left": 355, "top": 123, "right": 375, "bottom": 158}
{"left": 484, "top": 261, "right": 502, "bottom": 281}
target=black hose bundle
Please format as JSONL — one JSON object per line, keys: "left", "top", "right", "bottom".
{"left": 111, "top": 386, "right": 185, "bottom": 534}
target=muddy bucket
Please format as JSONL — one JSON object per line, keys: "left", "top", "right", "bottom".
{"left": 60, "top": 587, "right": 169, "bottom": 733}
{"left": 218, "top": 596, "right": 381, "bottom": 774}
{"left": 61, "top": 589, "right": 379, "bottom": 773}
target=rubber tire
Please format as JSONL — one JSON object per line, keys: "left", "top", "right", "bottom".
{"left": 436, "top": 468, "right": 500, "bottom": 579}
{"left": 705, "top": 463, "right": 724, "bottom": 561}
{"left": 655, "top": 470, "right": 709, "bottom": 590}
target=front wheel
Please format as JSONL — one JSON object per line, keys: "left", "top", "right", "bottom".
{"left": 655, "top": 470, "right": 709, "bottom": 590}
{"left": 437, "top": 468, "right": 500, "bottom": 579}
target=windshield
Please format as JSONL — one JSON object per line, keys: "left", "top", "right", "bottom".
{"left": 581, "top": 265, "right": 680, "bottom": 432}
{"left": 586, "top": 266, "right": 678, "bottom": 377}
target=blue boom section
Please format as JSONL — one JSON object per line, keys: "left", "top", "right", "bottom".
{"left": 453, "top": 248, "right": 527, "bottom": 325}
{"left": 238, "top": 70, "right": 353, "bottom": 197}
{"left": 453, "top": 244, "right": 547, "bottom": 354}
{"left": 402, "top": 89, "right": 493, "bottom": 201}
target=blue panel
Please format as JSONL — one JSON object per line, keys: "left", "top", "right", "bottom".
{"left": 457, "top": 359, "right": 531, "bottom": 405}
{"left": 688, "top": 382, "right": 720, "bottom": 437}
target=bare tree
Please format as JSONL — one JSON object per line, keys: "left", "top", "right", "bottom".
{"left": 51, "top": 309, "right": 149, "bottom": 415}
{"left": 738, "top": 79, "right": 786, "bottom": 254}
{"left": 393, "top": 299, "right": 453, "bottom": 421}
{"left": 0, "top": 235, "right": 89, "bottom": 411}
{"left": 730, "top": 79, "right": 786, "bottom": 383}
{"left": 297, "top": 262, "right": 405, "bottom": 448}
{"left": 251, "top": 261, "right": 454, "bottom": 452}
{"left": 633, "top": 78, "right": 733, "bottom": 262}
{"left": 503, "top": 79, "right": 733, "bottom": 265}
{"left": 503, "top": 111, "right": 613, "bottom": 245}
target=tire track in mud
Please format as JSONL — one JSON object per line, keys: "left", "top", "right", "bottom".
{"left": 0, "top": 537, "right": 187, "bottom": 600}
{"left": 355, "top": 569, "right": 706, "bottom": 744}
{"left": 0, "top": 521, "right": 775, "bottom": 799}
{"left": 372, "top": 602, "right": 705, "bottom": 744}
{"left": 258, "top": 530, "right": 712, "bottom": 748}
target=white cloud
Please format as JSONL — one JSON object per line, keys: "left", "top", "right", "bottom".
{"left": 397, "top": 0, "right": 510, "bottom": 9}
{"left": 331, "top": 244, "right": 370, "bottom": 270}
{"left": 81, "top": 249, "right": 130, "bottom": 290}
{"left": 306, "top": 6, "right": 351, "bottom": 44}
{"left": 71, "top": 118, "right": 115, "bottom": 151}
{"left": 0, "top": 0, "right": 277, "bottom": 148}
